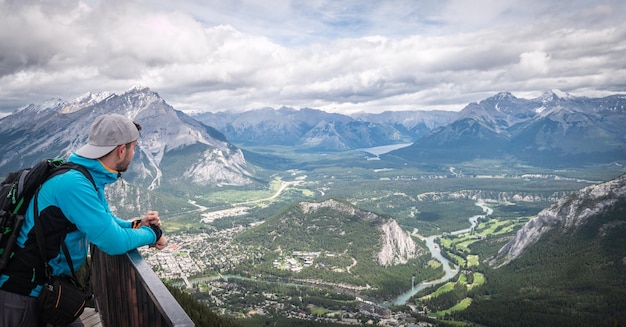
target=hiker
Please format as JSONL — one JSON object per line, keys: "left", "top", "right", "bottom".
{"left": 0, "top": 113, "right": 167, "bottom": 326}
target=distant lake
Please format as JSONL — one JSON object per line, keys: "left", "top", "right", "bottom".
{"left": 357, "top": 143, "right": 413, "bottom": 160}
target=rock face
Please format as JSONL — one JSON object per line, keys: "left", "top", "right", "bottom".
{"left": 377, "top": 219, "right": 418, "bottom": 266}
{"left": 491, "top": 173, "right": 626, "bottom": 267}
{"left": 300, "top": 199, "right": 419, "bottom": 266}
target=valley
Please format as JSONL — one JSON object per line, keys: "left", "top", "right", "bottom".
{"left": 141, "top": 146, "right": 625, "bottom": 326}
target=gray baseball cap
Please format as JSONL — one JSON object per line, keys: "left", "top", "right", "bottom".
{"left": 76, "top": 114, "right": 140, "bottom": 159}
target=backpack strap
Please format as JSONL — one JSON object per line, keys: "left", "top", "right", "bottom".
{"left": 33, "top": 189, "right": 50, "bottom": 278}
{"left": 33, "top": 164, "right": 96, "bottom": 289}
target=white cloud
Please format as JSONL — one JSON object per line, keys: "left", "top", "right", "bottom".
{"left": 511, "top": 51, "right": 551, "bottom": 78}
{"left": 0, "top": 0, "right": 625, "bottom": 115}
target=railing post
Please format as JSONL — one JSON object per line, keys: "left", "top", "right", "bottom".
{"left": 91, "top": 246, "right": 195, "bottom": 327}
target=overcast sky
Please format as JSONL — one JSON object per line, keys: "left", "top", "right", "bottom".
{"left": 1, "top": 0, "right": 625, "bottom": 116}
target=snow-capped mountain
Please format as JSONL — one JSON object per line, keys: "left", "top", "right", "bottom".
{"left": 193, "top": 89, "right": 626, "bottom": 164}
{"left": 59, "top": 91, "right": 114, "bottom": 114}
{"left": 0, "top": 86, "right": 253, "bottom": 191}
{"left": 388, "top": 90, "right": 626, "bottom": 166}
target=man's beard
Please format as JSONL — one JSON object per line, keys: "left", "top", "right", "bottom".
{"left": 116, "top": 155, "right": 132, "bottom": 172}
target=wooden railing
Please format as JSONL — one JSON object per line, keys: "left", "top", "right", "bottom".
{"left": 90, "top": 246, "right": 195, "bottom": 327}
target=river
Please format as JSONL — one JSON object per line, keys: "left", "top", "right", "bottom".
{"left": 388, "top": 200, "right": 493, "bottom": 306}
{"left": 356, "top": 144, "right": 492, "bottom": 304}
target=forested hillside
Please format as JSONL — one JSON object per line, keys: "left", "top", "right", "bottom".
{"left": 166, "top": 284, "right": 243, "bottom": 327}
{"left": 457, "top": 200, "right": 626, "bottom": 326}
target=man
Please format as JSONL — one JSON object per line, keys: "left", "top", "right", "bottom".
{"left": 0, "top": 113, "right": 167, "bottom": 326}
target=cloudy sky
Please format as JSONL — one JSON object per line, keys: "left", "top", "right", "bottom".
{"left": 1, "top": 0, "right": 625, "bottom": 116}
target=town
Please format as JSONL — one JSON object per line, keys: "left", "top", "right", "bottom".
{"left": 140, "top": 226, "right": 437, "bottom": 326}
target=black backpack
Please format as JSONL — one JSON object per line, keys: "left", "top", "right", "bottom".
{"left": 0, "top": 158, "right": 94, "bottom": 271}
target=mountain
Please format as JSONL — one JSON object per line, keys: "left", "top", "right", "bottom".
{"left": 234, "top": 199, "right": 429, "bottom": 298}
{"left": 491, "top": 173, "right": 626, "bottom": 267}
{"left": 193, "top": 107, "right": 350, "bottom": 147}
{"left": 0, "top": 86, "right": 253, "bottom": 194}
{"left": 460, "top": 174, "right": 626, "bottom": 326}
{"left": 237, "top": 199, "right": 420, "bottom": 266}
{"left": 387, "top": 90, "right": 626, "bottom": 166}
{"left": 192, "top": 107, "right": 454, "bottom": 151}
{"left": 509, "top": 93, "right": 626, "bottom": 164}
{"left": 192, "top": 90, "right": 626, "bottom": 165}
{"left": 352, "top": 110, "right": 457, "bottom": 139}
{"left": 298, "top": 119, "right": 410, "bottom": 151}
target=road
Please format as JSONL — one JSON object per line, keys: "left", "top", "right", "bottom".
{"left": 183, "top": 180, "right": 304, "bottom": 222}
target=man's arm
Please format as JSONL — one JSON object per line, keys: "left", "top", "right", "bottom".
{"left": 55, "top": 172, "right": 159, "bottom": 255}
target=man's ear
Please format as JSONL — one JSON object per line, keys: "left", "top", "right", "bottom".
{"left": 115, "top": 144, "right": 126, "bottom": 158}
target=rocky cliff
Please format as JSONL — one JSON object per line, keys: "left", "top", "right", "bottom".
{"left": 490, "top": 173, "right": 626, "bottom": 267}
{"left": 377, "top": 219, "right": 419, "bottom": 266}
{"left": 300, "top": 199, "right": 419, "bottom": 266}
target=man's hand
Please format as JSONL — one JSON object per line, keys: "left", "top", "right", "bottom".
{"left": 141, "top": 211, "right": 161, "bottom": 227}
{"left": 153, "top": 236, "right": 167, "bottom": 250}
{"left": 143, "top": 212, "right": 166, "bottom": 250}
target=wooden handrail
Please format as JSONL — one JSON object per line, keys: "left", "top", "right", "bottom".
{"left": 90, "top": 246, "right": 195, "bottom": 327}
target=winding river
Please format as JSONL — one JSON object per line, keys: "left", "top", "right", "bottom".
{"left": 388, "top": 200, "right": 493, "bottom": 306}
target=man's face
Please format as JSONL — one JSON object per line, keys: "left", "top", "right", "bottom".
{"left": 116, "top": 141, "right": 137, "bottom": 172}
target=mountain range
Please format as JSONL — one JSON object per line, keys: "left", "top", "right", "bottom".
{"left": 2, "top": 86, "right": 625, "bottom": 215}
{"left": 192, "top": 89, "right": 626, "bottom": 167}
{"left": 3, "top": 87, "right": 625, "bottom": 181}
{"left": 191, "top": 107, "right": 454, "bottom": 151}
{"left": 387, "top": 90, "right": 626, "bottom": 166}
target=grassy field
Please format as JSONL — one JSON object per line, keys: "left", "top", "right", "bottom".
{"left": 431, "top": 298, "right": 473, "bottom": 318}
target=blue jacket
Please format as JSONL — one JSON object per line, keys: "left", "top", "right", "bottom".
{"left": 0, "top": 153, "right": 157, "bottom": 297}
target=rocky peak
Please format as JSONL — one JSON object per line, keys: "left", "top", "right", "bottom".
{"left": 490, "top": 173, "right": 626, "bottom": 267}
{"left": 16, "top": 98, "right": 66, "bottom": 114}
{"left": 493, "top": 91, "right": 516, "bottom": 101}
{"left": 60, "top": 91, "right": 114, "bottom": 114}
{"left": 377, "top": 219, "right": 419, "bottom": 266}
